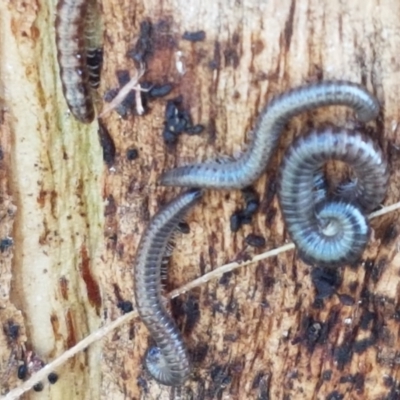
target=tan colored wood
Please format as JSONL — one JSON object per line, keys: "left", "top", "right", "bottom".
{"left": 0, "top": 1, "right": 103, "bottom": 398}
{"left": 1, "top": 0, "right": 400, "bottom": 399}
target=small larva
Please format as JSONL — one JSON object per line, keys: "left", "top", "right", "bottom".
{"left": 55, "top": 0, "right": 101, "bottom": 123}
{"left": 134, "top": 189, "right": 202, "bottom": 386}
{"left": 161, "top": 81, "right": 379, "bottom": 189}
{"left": 278, "top": 127, "right": 389, "bottom": 266}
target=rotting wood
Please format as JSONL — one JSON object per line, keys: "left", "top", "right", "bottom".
{"left": 1, "top": 0, "right": 400, "bottom": 399}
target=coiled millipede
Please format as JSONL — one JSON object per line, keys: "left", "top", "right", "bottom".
{"left": 278, "top": 127, "right": 389, "bottom": 266}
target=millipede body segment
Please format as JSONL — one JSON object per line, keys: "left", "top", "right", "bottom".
{"left": 134, "top": 189, "right": 202, "bottom": 386}
{"left": 278, "top": 127, "right": 389, "bottom": 266}
{"left": 55, "top": 0, "right": 101, "bottom": 123}
{"left": 161, "top": 81, "right": 379, "bottom": 189}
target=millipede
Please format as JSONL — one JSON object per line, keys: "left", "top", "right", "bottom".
{"left": 134, "top": 189, "right": 202, "bottom": 386}
{"left": 55, "top": 0, "right": 102, "bottom": 123}
{"left": 278, "top": 127, "right": 389, "bottom": 266}
{"left": 160, "top": 81, "right": 379, "bottom": 189}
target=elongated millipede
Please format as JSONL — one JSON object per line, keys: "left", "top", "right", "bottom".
{"left": 134, "top": 189, "right": 202, "bottom": 386}
{"left": 278, "top": 127, "right": 389, "bottom": 266}
{"left": 55, "top": 0, "right": 102, "bottom": 123}
{"left": 161, "top": 81, "right": 379, "bottom": 189}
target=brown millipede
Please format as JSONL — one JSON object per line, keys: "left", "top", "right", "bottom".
{"left": 161, "top": 81, "right": 379, "bottom": 189}
{"left": 134, "top": 189, "right": 202, "bottom": 386}
{"left": 278, "top": 127, "right": 389, "bottom": 266}
{"left": 55, "top": 0, "right": 101, "bottom": 123}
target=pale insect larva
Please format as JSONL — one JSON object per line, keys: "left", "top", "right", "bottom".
{"left": 278, "top": 127, "right": 389, "bottom": 266}
{"left": 134, "top": 189, "right": 202, "bottom": 386}
{"left": 161, "top": 81, "right": 379, "bottom": 189}
{"left": 55, "top": 0, "right": 102, "bottom": 123}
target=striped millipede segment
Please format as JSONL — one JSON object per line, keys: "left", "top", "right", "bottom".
{"left": 134, "top": 189, "right": 202, "bottom": 386}
{"left": 55, "top": 0, "right": 98, "bottom": 123}
{"left": 160, "top": 81, "right": 379, "bottom": 189}
{"left": 278, "top": 127, "right": 389, "bottom": 266}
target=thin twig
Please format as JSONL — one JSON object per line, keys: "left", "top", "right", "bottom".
{"left": 168, "top": 243, "right": 296, "bottom": 298}
{"left": 3, "top": 199, "right": 400, "bottom": 399}
{"left": 369, "top": 200, "right": 400, "bottom": 219}
{"left": 98, "top": 65, "right": 146, "bottom": 118}
{"left": 2, "top": 312, "right": 138, "bottom": 400}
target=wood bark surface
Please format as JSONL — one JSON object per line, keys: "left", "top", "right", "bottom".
{"left": 1, "top": 0, "right": 400, "bottom": 399}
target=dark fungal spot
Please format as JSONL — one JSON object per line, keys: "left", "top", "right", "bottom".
{"left": 252, "top": 371, "right": 266, "bottom": 389}
{"left": 103, "top": 88, "right": 119, "bottom": 103}
{"left": 47, "top": 372, "right": 59, "bottom": 384}
{"left": 242, "top": 186, "right": 260, "bottom": 217}
{"left": 210, "top": 364, "right": 231, "bottom": 385}
{"left": 116, "top": 70, "right": 130, "bottom": 86}
{"left": 341, "top": 373, "right": 365, "bottom": 391}
{"left": 149, "top": 83, "right": 173, "bottom": 98}
{"left": 334, "top": 341, "right": 353, "bottom": 369}
{"left": 208, "top": 41, "right": 221, "bottom": 70}
{"left": 162, "top": 96, "right": 204, "bottom": 145}
{"left": 0, "top": 237, "right": 13, "bottom": 252}
{"left": 353, "top": 337, "right": 376, "bottom": 354}
{"left": 182, "top": 30, "right": 206, "bottom": 42}
{"left": 386, "top": 382, "right": 400, "bottom": 400}
{"left": 223, "top": 40, "right": 240, "bottom": 68}
{"left": 219, "top": 271, "right": 233, "bottom": 286}
{"left": 3, "top": 320, "right": 20, "bottom": 342}
{"left": 383, "top": 375, "right": 394, "bottom": 388}
{"left": 242, "top": 186, "right": 259, "bottom": 204}
{"left": 240, "top": 213, "right": 253, "bottom": 225}
{"left": 128, "top": 19, "right": 153, "bottom": 64}
{"left": 337, "top": 293, "right": 355, "bottom": 306}
{"left": 322, "top": 370, "right": 332, "bottom": 381}
{"left": 185, "top": 124, "right": 205, "bottom": 135}
{"left": 371, "top": 257, "right": 387, "bottom": 282}
{"left": 17, "top": 364, "right": 28, "bottom": 380}
{"left": 295, "top": 316, "right": 325, "bottom": 352}
{"left": 230, "top": 211, "right": 243, "bottom": 232}
{"left": 190, "top": 342, "right": 208, "bottom": 364}
{"left": 126, "top": 148, "right": 138, "bottom": 161}
{"left": 177, "top": 222, "right": 190, "bottom": 234}
{"left": 165, "top": 97, "right": 179, "bottom": 120}
{"left": 348, "top": 280, "right": 358, "bottom": 293}
{"left": 306, "top": 321, "right": 322, "bottom": 346}
{"left": 182, "top": 295, "right": 200, "bottom": 335}
{"left": 33, "top": 382, "right": 44, "bottom": 392}
{"left": 229, "top": 188, "right": 260, "bottom": 233}
{"left": 245, "top": 234, "right": 266, "bottom": 248}
{"left": 117, "top": 301, "right": 134, "bottom": 314}
{"left": 244, "top": 199, "right": 259, "bottom": 216}
{"left": 137, "top": 375, "right": 149, "bottom": 393}
{"left": 171, "top": 295, "right": 201, "bottom": 336}
{"left": 326, "top": 391, "right": 344, "bottom": 400}
{"left": 98, "top": 122, "right": 116, "bottom": 166}
{"left": 381, "top": 222, "right": 398, "bottom": 245}
{"left": 311, "top": 267, "right": 341, "bottom": 299}
{"left": 162, "top": 128, "right": 179, "bottom": 145}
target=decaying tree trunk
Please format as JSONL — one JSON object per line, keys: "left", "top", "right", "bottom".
{"left": 1, "top": 0, "right": 400, "bottom": 399}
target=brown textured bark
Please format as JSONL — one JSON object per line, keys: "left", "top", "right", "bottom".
{"left": 1, "top": 0, "right": 400, "bottom": 399}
